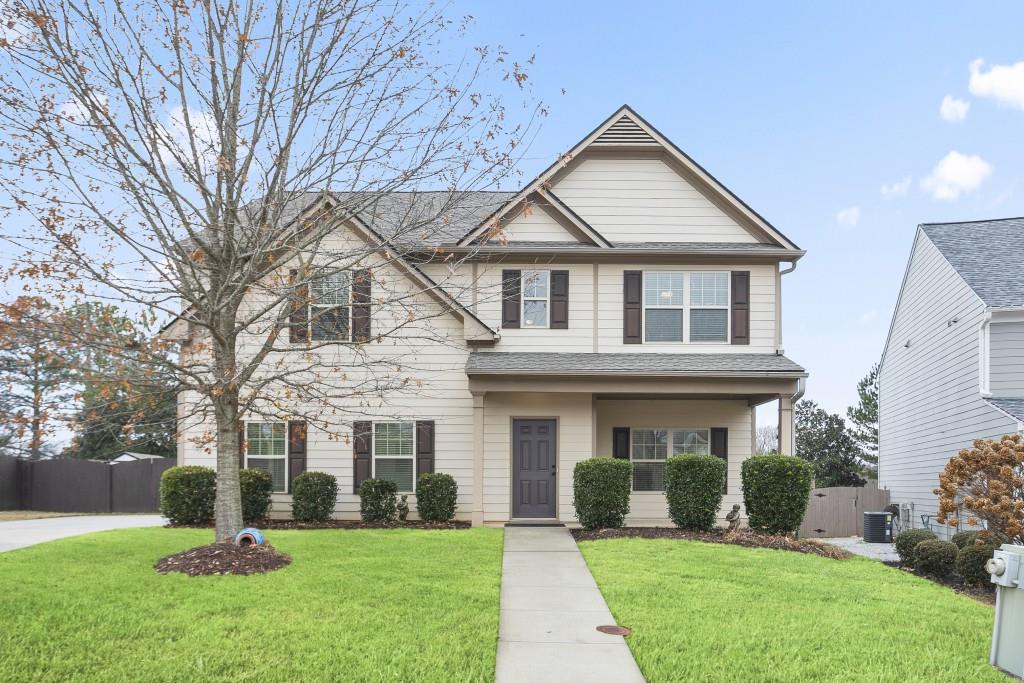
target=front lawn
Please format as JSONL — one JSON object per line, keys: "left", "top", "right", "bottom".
{"left": 0, "top": 528, "right": 503, "bottom": 683}
{"left": 579, "top": 538, "right": 1002, "bottom": 682}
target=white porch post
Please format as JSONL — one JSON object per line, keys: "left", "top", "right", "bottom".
{"left": 778, "top": 396, "right": 795, "bottom": 455}
{"left": 471, "top": 391, "right": 485, "bottom": 526}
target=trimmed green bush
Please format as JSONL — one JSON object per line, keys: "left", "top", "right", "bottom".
{"left": 913, "top": 539, "right": 958, "bottom": 577}
{"left": 894, "top": 528, "right": 938, "bottom": 566}
{"left": 951, "top": 529, "right": 1009, "bottom": 549}
{"left": 359, "top": 478, "right": 398, "bottom": 522}
{"left": 740, "top": 455, "right": 813, "bottom": 534}
{"left": 572, "top": 458, "right": 632, "bottom": 530}
{"left": 664, "top": 455, "right": 726, "bottom": 531}
{"left": 416, "top": 473, "right": 458, "bottom": 522}
{"left": 292, "top": 471, "right": 338, "bottom": 523}
{"left": 951, "top": 530, "right": 981, "bottom": 550}
{"left": 240, "top": 468, "right": 273, "bottom": 523}
{"left": 957, "top": 542, "right": 1000, "bottom": 586}
{"left": 159, "top": 465, "right": 215, "bottom": 525}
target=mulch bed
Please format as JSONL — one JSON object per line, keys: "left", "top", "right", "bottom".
{"left": 165, "top": 519, "right": 470, "bottom": 531}
{"left": 884, "top": 562, "right": 996, "bottom": 605}
{"left": 570, "top": 527, "right": 852, "bottom": 560}
{"left": 155, "top": 542, "right": 292, "bottom": 577}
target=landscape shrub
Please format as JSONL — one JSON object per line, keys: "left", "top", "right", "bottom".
{"left": 416, "top": 473, "right": 458, "bottom": 522}
{"left": 951, "top": 529, "right": 1009, "bottom": 550}
{"left": 894, "top": 529, "right": 937, "bottom": 566}
{"left": 292, "top": 471, "right": 338, "bottom": 523}
{"left": 664, "top": 455, "right": 726, "bottom": 531}
{"left": 160, "top": 465, "right": 215, "bottom": 525}
{"left": 912, "top": 539, "right": 958, "bottom": 577}
{"left": 957, "top": 542, "right": 1000, "bottom": 586}
{"left": 359, "top": 478, "right": 398, "bottom": 522}
{"left": 572, "top": 458, "right": 632, "bottom": 530}
{"left": 740, "top": 455, "right": 813, "bottom": 534}
{"left": 239, "top": 468, "right": 273, "bottom": 523}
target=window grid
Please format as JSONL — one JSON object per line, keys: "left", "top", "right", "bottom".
{"left": 310, "top": 271, "right": 351, "bottom": 341}
{"left": 641, "top": 271, "right": 730, "bottom": 344}
{"left": 521, "top": 270, "right": 550, "bottom": 328}
{"left": 630, "top": 427, "right": 711, "bottom": 492}
{"left": 373, "top": 422, "right": 416, "bottom": 492}
{"left": 689, "top": 272, "right": 729, "bottom": 343}
{"left": 246, "top": 422, "right": 288, "bottom": 493}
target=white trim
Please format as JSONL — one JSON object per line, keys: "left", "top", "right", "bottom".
{"left": 309, "top": 270, "right": 353, "bottom": 342}
{"left": 629, "top": 427, "right": 711, "bottom": 492}
{"left": 520, "top": 269, "right": 551, "bottom": 329}
{"left": 641, "top": 270, "right": 730, "bottom": 344}
{"left": 979, "top": 311, "right": 992, "bottom": 396}
{"left": 372, "top": 421, "right": 416, "bottom": 493}
{"left": 244, "top": 421, "right": 289, "bottom": 493}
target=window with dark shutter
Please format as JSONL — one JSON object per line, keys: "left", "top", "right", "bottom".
{"left": 730, "top": 271, "right": 750, "bottom": 345}
{"left": 612, "top": 427, "right": 630, "bottom": 459}
{"left": 416, "top": 421, "right": 435, "bottom": 477}
{"left": 550, "top": 270, "right": 569, "bottom": 329}
{"left": 501, "top": 270, "right": 521, "bottom": 328}
{"left": 238, "top": 422, "right": 245, "bottom": 470}
{"left": 352, "top": 421, "right": 372, "bottom": 493}
{"left": 310, "top": 272, "right": 351, "bottom": 342}
{"left": 288, "top": 421, "right": 307, "bottom": 493}
{"left": 351, "top": 268, "right": 371, "bottom": 342}
{"left": 710, "top": 427, "right": 728, "bottom": 491}
{"left": 623, "top": 270, "right": 642, "bottom": 343}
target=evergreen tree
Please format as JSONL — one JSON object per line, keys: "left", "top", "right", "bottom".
{"left": 847, "top": 364, "right": 879, "bottom": 465}
{"left": 795, "top": 400, "right": 866, "bottom": 487}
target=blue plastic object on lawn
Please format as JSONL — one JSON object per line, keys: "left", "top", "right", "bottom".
{"left": 234, "top": 528, "right": 266, "bottom": 546}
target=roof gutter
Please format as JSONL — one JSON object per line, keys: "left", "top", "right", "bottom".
{"left": 465, "top": 369, "right": 809, "bottom": 379}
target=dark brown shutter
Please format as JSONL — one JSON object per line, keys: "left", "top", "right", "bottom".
{"left": 352, "top": 268, "right": 371, "bottom": 342}
{"left": 416, "top": 421, "right": 435, "bottom": 480}
{"left": 288, "top": 421, "right": 307, "bottom": 493}
{"left": 731, "top": 271, "right": 750, "bottom": 345}
{"left": 550, "top": 270, "right": 569, "bottom": 329}
{"left": 289, "top": 269, "right": 309, "bottom": 343}
{"left": 623, "top": 270, "right": 642, "bottom": 343}
{"left": 238, "top": 422, "right": 245, "bottom": 470}
{"left": 353, "top": 421, "right": 372, "bottom": 493}
{"left": 711, "top": 427, "right": 728, "bottom": 491}
{"left": 501, "top": 270, "right": 521, "bottom": 328}
{"left": 612, "top": 427, "right": 630, "bottom": 459}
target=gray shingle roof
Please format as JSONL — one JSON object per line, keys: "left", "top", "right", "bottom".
{"left": 466, "top": 352, "right": 806, "bottom": 377}
{"left": 467, "top": 241, "right": 793, "bottom": 253}
{"left": 922, "top": 218, "right": 1024, "bottom": 308}
{"left": 986, "top": 398, "right": 1024, "bottom": 422}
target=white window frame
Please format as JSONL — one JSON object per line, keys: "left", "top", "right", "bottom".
{"left": 520, "top": 269, "right": 550, "bottom": 329}
{"left": 629, "top": 427, "right": 711, "bottom": 493}
{"left": 309, "top": 270, "right": 352, "bottom": 342}
{"left": 641, "top": 270, "right": 730, "bottom": 344}
{"left": 688, "top": 272, "right": 730, "bottom": 343}
{"left": 372, "top": 421, "right": 416, "bottom": 493}
{"left": 245, "top": 421, "right": 289, "bottom": 494}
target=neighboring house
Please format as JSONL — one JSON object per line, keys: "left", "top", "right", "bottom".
{"left": 168, "top": 105, "right": 807, "bottom": 526}
{"left": 110, "top": 452, "right": 165, "bottom": 464}
{"left": 879, "top": 217, "right": 1024, "bottom": 536}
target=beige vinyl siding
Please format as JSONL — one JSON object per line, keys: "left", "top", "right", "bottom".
{"left": 878, "top": 232, "right": 1017, "bottom": 528}
{"left": 989, "top": 321, "right": 1024, "bottom": 397}
{"left": 497, "top": 203, "right": 581, "bottom": 242}
{"left": 594, "top": 399, "right": 752, "bottom": 525}
{"left": 552, "top": 156, "right": 762, "bottom": 244}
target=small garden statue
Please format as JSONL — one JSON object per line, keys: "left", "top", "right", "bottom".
{"left": 396, "top": 494, "right": 409, "bottom": 522}
{"left": 726, "top": 504, "right": 742, "bottom": 532}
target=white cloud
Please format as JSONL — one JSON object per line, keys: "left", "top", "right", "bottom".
{"left": 57, "top": 93, "right": 109, "bottom": 123}
{"left": 939, "top": 95, "right": 969, "bottom": 122}
{"left": 880, "top": 176, "right": 912, "bottom": 198}
{"left": 969, "top": 59, "right": 1024, "bottom": 110}
{"left": 835, "top": 206, "right": 860, "bottom": 227}
{"left": 920, "top": 151, "right": 992, "bottom": 201}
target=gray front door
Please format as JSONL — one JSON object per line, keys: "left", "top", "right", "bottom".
{"left": 512, "top": 419, "right": 557, "bottom": 518}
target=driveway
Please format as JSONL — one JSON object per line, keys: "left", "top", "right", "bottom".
{"left": 0, "top": 514, "right": 165, "bottom": 553}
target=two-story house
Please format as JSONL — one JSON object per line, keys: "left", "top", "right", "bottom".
{"left": 879, "top": 218, "right": 1024, "bottom": 536}
{"left": 172, "top": 105, "right": 807, "bottom": 526}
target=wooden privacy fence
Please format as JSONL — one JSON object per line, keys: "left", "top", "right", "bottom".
{"left": 0, "top": 456, "right": 173, "bottom": 513}
{"left": 799, "top": 481, "right": 890, "bottom": 539}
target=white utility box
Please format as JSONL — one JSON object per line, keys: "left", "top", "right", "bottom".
{"left": 987, "top": 543, "right": 1024, "bottom": 679}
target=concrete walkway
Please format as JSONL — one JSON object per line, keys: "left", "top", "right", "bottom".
{"left": 821, "top": 536, "right": 900, "bottom": 562}
{"left": 496, "top": 526, "right": 644, "bottom": 683}
{"left": 0, "top": 514, "right": 165, "bottom": 553}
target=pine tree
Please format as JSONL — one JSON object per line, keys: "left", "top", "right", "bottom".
{"left": 847, "top": 364, "right": 879, "bottom": 466}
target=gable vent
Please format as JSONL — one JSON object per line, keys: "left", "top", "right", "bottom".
{"left": 592, "top": 115, "right": 658, "bottom": 146}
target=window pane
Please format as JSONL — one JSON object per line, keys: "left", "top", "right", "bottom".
{"left": 523, "top": 300, "right": 548, "bottom": 327}
{"left": 247, "top": 422, "right": 286, "bottom": 456}
{"left": 673, "top": 430, "right": 710, "bottom": 456}
{"left": 311, "top": 305, "right": 349, "bottom": 341}
{"left": 689, "top": 309, "right": 728, "bottom": 342}
{"left": 374, "top": 422, "right": 414, "bottom": 456}
{"left": 633, "top": 462, "right": 665, "bottom": 491}
{"left": 644, "top": 272, "right": 683, "bottom": 306}
{"left": 249, "top": 457, "right": 286, "bottom": 492}
{"left": 690, "top": 272, "right": 728, "bottom": 307}
{"left": 311, "top": 272, "right": 350, "bottom": 306}
{"left": 522, "top": 270, "right": 549, "bottom": 298}
{"left": 631, "top": 429, "right": 668, "bottom": 460}
{"left": 645, "top": 309, "right": 683, "bottom": 342}
{"left": 375, "top": 458, "right": 414, "bottom": 492}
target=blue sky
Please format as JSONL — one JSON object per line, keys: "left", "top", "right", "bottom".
{"left": 465, "top": 1, "right": 1024, "bottom": 419}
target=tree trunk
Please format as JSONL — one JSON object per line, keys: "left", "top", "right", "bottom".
{"left": 213, "top": 396, "right": 243, "bottom": 542}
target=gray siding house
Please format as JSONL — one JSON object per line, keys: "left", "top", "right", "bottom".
{"left": 879, "top": 218, "right": 1024, "bottom": 536}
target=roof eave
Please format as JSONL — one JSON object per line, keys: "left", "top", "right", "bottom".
{"left": 465, "top": 369, "right": 808, "bottom": 379}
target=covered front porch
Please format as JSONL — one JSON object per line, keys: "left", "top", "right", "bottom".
{"left": 464, "top": 352, "right": 807, "bottom": 527}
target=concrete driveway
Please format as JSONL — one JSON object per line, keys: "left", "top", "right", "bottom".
{"left": 0, "top": 514, "right": 166, "bottom": 553}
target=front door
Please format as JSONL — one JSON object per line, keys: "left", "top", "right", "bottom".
{"left": 512, "top": 419, "right": 557, "bottom": 518}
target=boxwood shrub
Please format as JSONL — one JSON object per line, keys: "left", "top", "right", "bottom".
{"left": 359, "top": 477, "right": 398, "bottom": 522}
{"left": 292, "top": 471, "right": 338, "bottom": 523}
{"left": 956, "top": 542, "right": 1000, "bottom": 586}
{"left": 913, "top": 539, "right": 958, "bottom": 577}
{"left": 951, "top": 529, "right": 1009, "bottom": 549}
{"left": 664, "top": 454, "right": 726, "bottom": 531}
{"left": 416, "top": 472, "right": 458, "bottom": 522}
{"left": 240, "top": 468, "right": 273, "bottom": 523}
{"left": 572, "top": 458, "right": 632, "bottom": 530}
{"left": 159, "top": 465, "right": 215, "bottom": 525}
{"left": 740, "top": 455, "right": 813, "bottom": 534}
{"left": 894, "top": 528, "right": 938, "bottom": 566}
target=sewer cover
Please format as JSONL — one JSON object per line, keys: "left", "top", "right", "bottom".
{"left": 596, "top": 625, "right": 632, "bottom": 636}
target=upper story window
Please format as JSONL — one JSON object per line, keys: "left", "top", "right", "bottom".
{"left": 309, "top": 272, "right": 351, "bottom": 341}
{"left": 689, "top": 272, "right": 729, "bottom": 342}
{"left": 373, "top": 421, "right": 415, "bottom": 492}
{"left": 642, "top": 271, "right": 729, "bottom": 343}
{"left": 246, "top": 422, "right": 288, "bottom": 492}
{"left": 521, "top": 270, "right": 550, "bottom": 328}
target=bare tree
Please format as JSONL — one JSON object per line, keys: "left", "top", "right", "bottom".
{"left": 756, "top": 424, "right": 778, "bottom": 455}
{"left": 0, "top": 0, "right": 540, "bottom": 540}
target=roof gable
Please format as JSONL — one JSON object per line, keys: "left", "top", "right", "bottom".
{"left": 922, "top": 218, "right": 1024, "bottom": 308}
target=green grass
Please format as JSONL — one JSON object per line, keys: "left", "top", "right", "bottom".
{"left": 0, "top": 528, "right": 503, "bottom": 683}
{"left": 579, "top": 538, "right": 1003, "bottom": 682}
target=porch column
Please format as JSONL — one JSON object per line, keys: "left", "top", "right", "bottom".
{"left": 778, "top": 396, "right": 795, "bottom": 455}
{"left": 471, "top": 391, "right": 485, "bottom": 526}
